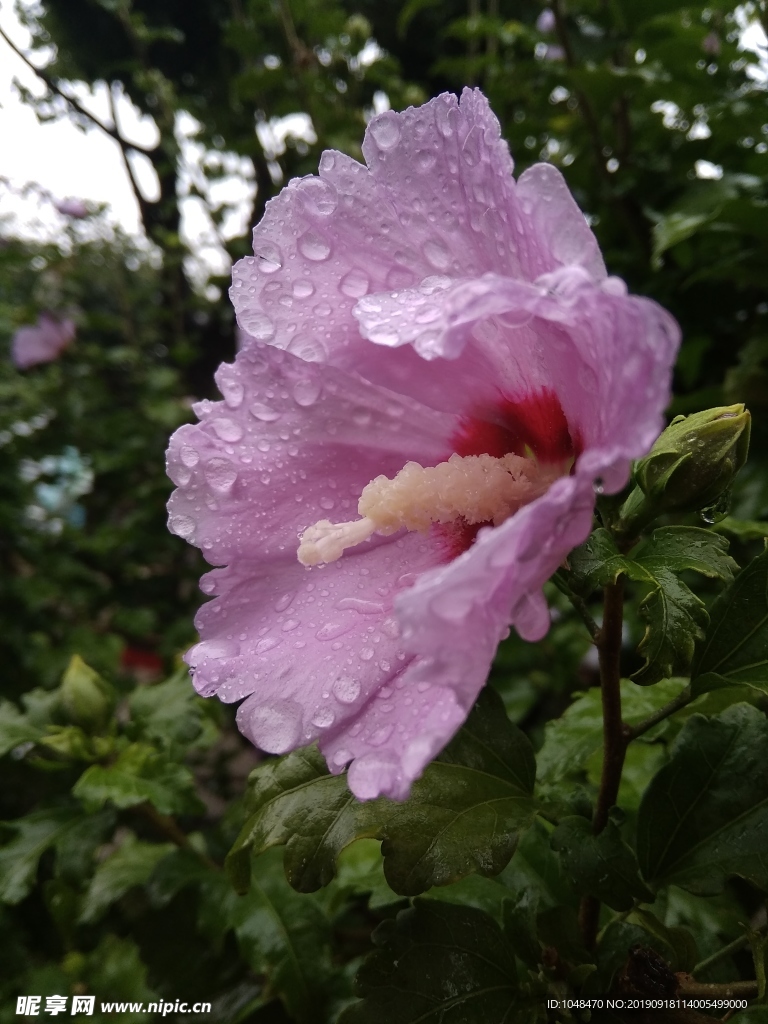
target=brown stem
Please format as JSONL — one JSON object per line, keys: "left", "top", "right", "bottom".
{"left": 626, "top": 686, "right": 693, "bottom": 740}
{"left": 549, "top": 0, "right": 650, "bottom": 256}
{"left": 580, "top": 578, "right": 627, "bottom": 949}
{"left": 594, "top": 579, "right": 627, "bottom": 830}
{"left": 677, "top": 978, "right": 758, "bottom": 999}
{"left": 552, "top": 571, "right": 600, "bottom": 639}
{"left": 0, "top": 23, "right": 155, "bottom": 156}
{"left": 132, "top": 802, "right": 220, "bottom": 871}
{"left": 107, "top": 83, "right": 153, "bottom": 228}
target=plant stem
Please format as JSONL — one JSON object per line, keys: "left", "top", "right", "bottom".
{"left": 133, "top": 801, "right": 220, "bottom": 871}
{"left": 552, "top": 570, "right": 600, "bottom": 639}
{"left": 677, "top": 979, "right": 758, "bottom": 998}
{"left": 693, "top": 934, "right": 752, "bottom": 978}
{"left": 580, "top": 578, "right": 628, "bottom": 949}
{"left": 626, "top": 685, "right": 694, "bottom": 740}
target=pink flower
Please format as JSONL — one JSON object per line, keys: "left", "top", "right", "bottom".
{"left": 55, "top": 198, "right": 89, "bottom": 219}
{"left": 702, "top": 31, "right": 721, "bottom": 57}
{"left": 536, "top": 8, "right": 556, "bottom": 33}
{"left": 166, "top": 89, "right": 679, "bottom": 801}
{"left": 11, "top": 313, "right": 76, "bottom": 369}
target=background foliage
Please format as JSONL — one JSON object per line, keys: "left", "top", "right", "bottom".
{"left": 4, "top": 0, "right": 768, "bottom": 1021}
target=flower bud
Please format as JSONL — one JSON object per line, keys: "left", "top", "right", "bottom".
{"left": 60, "top": 655, "right": 115, "bottom": 733}
{"left": 635, "top": 404, "right": 751, "bottom": 514}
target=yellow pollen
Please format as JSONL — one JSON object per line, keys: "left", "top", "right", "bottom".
{"left": 297, "top": 452, "right": 562, "bottom": 567}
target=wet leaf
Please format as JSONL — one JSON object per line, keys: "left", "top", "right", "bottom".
{"left": 637, "top": 703, "right": 768, "bottom": 894}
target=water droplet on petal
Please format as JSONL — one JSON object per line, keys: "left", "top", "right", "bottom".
{"left": 254, "top": 241, "right": 283, "bottom": 274}
{"left": 333, "top": 677, "right": 361, "bottom": 703}
{"left": 339, "top": 268, "right": 370, "bottom": 299}
{"left": 249, "top": 402, "right": 281, "bottom": 422}
{"left": 255, "top": 636, "right": 281, "bottom": 654}
{"left": 311, "top": 707, "right": 336, "bottom": 729}
{"left": 298, "top": 231, "right": 331, "bottom": 261}
{"left": 220, "top": 380, "right": 244, "bottom": 408}
{"left": 336, "top": 598, "right": 385, "bottom": 615}
{"left": 292, "top": 279, "right": 314, "bottom": 299}
{"left": 241, "top": 699, "right": 302, "bottom": 753}
{"left": 348, "top": 752, "right": 400, "bottom": 799}
{"left": 369, "top": 112, "right": 401, "bottom": 150}
{"left": 211, "top": 417, "right": 244, "bottom": 442}
{"left": 180, "top": 445, "right": 200, "bottom": 468}
{"left": 436, "top": 100, "right": 457, "bottom": 138}
{"left": 423, "top": 238, "right": 451, "bottom": 271}
{"left": 369, "top": 724, "right": 393, "bottom": 746}
{"left": 332, "top": 748, "right": 352, "bottom": 767}
{"left": 416, "top": 149, "right": 437, "bottom": 172}
{"left": 287, "top": 335, "right": 327, "bottom": 363}
{"left": 205, "top": 457, "right": 238, "bottom": 494}
{"left": 241, "top": 312, "right": 275, "bottom": 340}
{"left": 293, "top": 378, "right": 321, "bottom": 406}
{"left": 169, "top": 513, "right": 196, "bottom": 538}
{"left": 360, "top": 647, "right": 374, "bottom": 661}
{"left": 274, "top": 592, "right": 295, "bottom": 612}
{"left": 282, "top": 618, "right": 300, "bottom": 632}
{"left": 169, "top": 463, "right": 192, "bottom": 487}
{"left": 187, "top": 639, "right": 240, "bottom": 665}
{"left": 298, "top": 178, "right": 338, "bottom": 216}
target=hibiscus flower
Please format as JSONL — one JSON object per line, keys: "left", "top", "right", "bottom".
{"left": 11, "top": 313, "right": 76, "bottom": 370}
{"left": 166, "top": 88, "right": 679, "bottom": 800}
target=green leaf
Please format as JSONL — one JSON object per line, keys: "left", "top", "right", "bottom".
{"left": 637, "top": 703, "right": 768, "bottom": 894}
{"left": 60, "top": 654, "right": 115, "bottom": 733}
{"left": 0, "top": 806, "right": 80, "bottom": 904}
{"left": 52, "top": 808, "right": 115, "bottom": 883}
{"left": 228, "top": 688, "right": 536, "bottom": 897}
{"left": 536, "top": 677, "right": 686, "bottom": 786}
{"left": 627, "top": 908, "right": 699, "bottom": 972}
{"left": 567, "top": 528, "right": 629, "bottom": 595}
{"left": 692, "top": 548, "right": 768, "bottom": 695}
{"left": 568, "top": 527, "right": 736, "bottom": 685}
{"left": 733, "top": 1009, "right": 768, "bottom": 1024}
{"left": 379, "top": 687, "right": 536, "bottom": 895}
{"left": 0, "top": 699, "right": 42, "bottom": 757}
{"left": 146, "top": 846, "right": 214, "bottom": 908}
{"left": 653, "top": 210, "right": 714, "bottom": 265}
{"left": 232, "top": 848, "right": 337, "bottom": 1024}
{"left": 714, "top": 518, "right": 768, "bottom": 542}
{"left": 551, "top": 816, "right": 654, "bottom": 910}
{"left": 73, "top": 742, "right": 203, "bottom": 816}
{"left": 79, "top": 834, "right": 174, "bottom": 923}
{"left": 340, "top": 900, "right": 520, "bottom": 1024}
{"left": 128, "top": 668, "right": 217, "bottom": 753}
{"left": 85, "top": 934, "right": 159, "bottom": 1014}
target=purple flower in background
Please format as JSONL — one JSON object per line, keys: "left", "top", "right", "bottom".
{"left": 536, "top": 8, "right": 556, "bottom": 33}
{"left": 12, "top": 313, "right": 75, "bottom": 369}
{"left": 55, "top": 197, "right": 89, "bottom": 219}
{"left": 166, "top": 89, "right": 678, "bottom": 801}
{"left": 543, "top": 44, "right": 565, "bottom": 61}
{"left": 702, "top": 31, "right": 721, "bottom": 57}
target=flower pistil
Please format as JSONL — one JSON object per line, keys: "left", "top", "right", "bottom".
{"left": 297, "top": 451, "right": 564, "bottom": 566}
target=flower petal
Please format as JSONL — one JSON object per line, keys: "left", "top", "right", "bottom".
{"left": 230, "top": 89, "right": 604, "bottom": 373}
{"left": 354, "top": 268, "right": 680, "bottom": 488}
{"left": 320, "top": 671, "right": 466, "bottom": 801}
{"left": 189, "top": 528, "right": 447, "bottom": 750}
{"left": 166, "top": 343, "right": 457, "bottom": 564}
